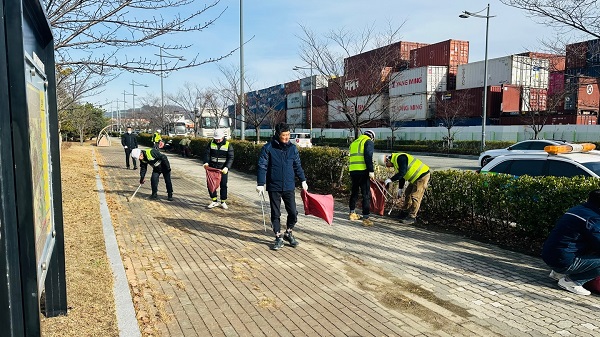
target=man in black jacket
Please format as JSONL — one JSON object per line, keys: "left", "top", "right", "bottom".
{"left": 121, "top": 126, "right": 138, "bottom": 169}
{"left": 203, "top": 129, "right": 234, "bottom": 209}
{"left": 257, "top": 122, "right": 308, "bottom": 250}
{"left": 131, "top": 148, "right": 173, "bottom": 201}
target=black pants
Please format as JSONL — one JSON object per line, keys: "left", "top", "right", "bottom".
{"left": 349, "top": 172, "right": 371, "bottom": 217}
{"left": 208, "top": 171, "right": 228, "bottom": 200}
{"left": 268, "top": 190, "right": 297, "bottom": 235}
{"left": 124, "top": 148, "right": 137, "bottom": 168}
{"left": 151, "top": 169, "right": 173, "bottom": 195}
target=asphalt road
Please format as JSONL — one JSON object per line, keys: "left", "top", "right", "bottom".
{"left": 374, "top": 152, "right": 480, "bottom": 172}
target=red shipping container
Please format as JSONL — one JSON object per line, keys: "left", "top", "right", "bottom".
{"left": 499, "top": 114, "right": 597, "bottom": 125}
{"left": 548, "top": 72, "right": 565, "bottom": 96}
{"left": 435, "top": 86, "right": 502, "bottom": 119}
{"left": 344, "top": 41, "right": 428, "bottom": 74}
{"left": 523, "top": 88, "right": 548, "bottom": 112}
{"left": 328, "top": 71, "right": 390, "bottom": 99}
{"left": 577, "top": 77, "right": 600, "bottom": 111}
{"left": 501, "top": 85, "right": 521, "bottom": 113}
{"left": 566, "top": 42, "right": 587, "bottom": 69}
{"left": 307, "top": 105, "right": 328, "bottom": 129}
{"left": 310, "top": 87, "right": 328, "bottom": 106}
{"left": 285, "top": 80, "right": 300, "bottom": 94}
{"left": 409, "top": 39, "right": 469, "bottom": 68}
{"left": 518, "top": 52, "right": 566, "bottom": 72}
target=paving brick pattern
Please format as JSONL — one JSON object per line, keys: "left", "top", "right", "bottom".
{"left": 97, "top": 142, "right": 600, "bottom": 337}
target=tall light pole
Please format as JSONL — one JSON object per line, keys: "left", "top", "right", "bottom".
{"left": 460, "top": 4, "right": 494, "bottom": 151}
{"left": 293, "top": 63, "right": 314, "bottom": 137}
{"left": 156, "top": 47, "right": 185, "bottom": 132}
{"left": 240, "top": 0, "right": 246, "bottom": 140}
{"left": 130, "top": 80, "right": 148, "bottom": 130}
{"left": 123, "top": 90, "right": 134, "bottom": 129}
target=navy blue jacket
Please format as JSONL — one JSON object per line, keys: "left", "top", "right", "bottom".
{"left": 257, "top": 136, "right": 306, "bottom": 191}
{"left": 542, "top": 202, "right": 600, "bottom": 271}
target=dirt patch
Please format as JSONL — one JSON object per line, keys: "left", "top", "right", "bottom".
{"left": 40, "top": 142, "right": 119, "bottom": 337}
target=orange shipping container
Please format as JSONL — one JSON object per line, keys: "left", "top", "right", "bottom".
{"left": 577, "top": 77, "right": 600, "bottom": 111}
{"left": 409, "top": 39, "right": 469, "bottom": 68}
{"left": 306, "top": 105, "right": 328, "bottom": 129}
{"left": 344, "top": 41, "right": 428, "bottom": 74}
{"left": 285, "top": 80, "right": 300, "bottom": 94}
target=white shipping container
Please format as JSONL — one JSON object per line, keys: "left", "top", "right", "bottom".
{"left": 286, "top": 92, "right": 306, "bottom": 109}
{"left": 286, "top": 108, "right": 305, "bottom": 126}
{"left": 328, "top": 95, "right": 388, "bottom": 123}
{"left": 389, "top": 66, "right": 448, "bottom": 96}
{"left": 300, "top": 75, "right": 329, "bottom": 91}
{"left": 388, "top": 94, "right": 435, "bottom": 121}
{"left": 456, "top": 55, "right": 549, "bottom": 90}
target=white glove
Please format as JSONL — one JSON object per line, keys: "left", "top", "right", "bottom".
{"left": 222, "top": 167, "right": 228, "bottom": 174}
{"left": 398, "top": 188, "right": 404, "bottom": 198}
{"left": 123, "top": 146, "right": 128, "bottom": 149}
{"left": 369, "top": 172, "right": 375, "bottom": 179}
{"left": 256, "top": 185, "right": 264, "bottom": 195}
{"left": 203, "top": 163, "right": 209, "bottom": 168}
{"left": 302, "top": 181, "right": 308, "bottom": 191}
{"left": 384, "top": 178, "right": 392, "bottom": 186}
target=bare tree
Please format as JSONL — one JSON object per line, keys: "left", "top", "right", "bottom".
{"left": 435, "top": 90, "right": 474, "bottom": 149}
{"left": 297, "top": 21, "right": 408, "bottom": 138}
{"left": 519, "top": 85, "right": 575, "bottom": 139}
{"left": 214, "top": 64, "right": 257, "bottom": 136}
{"left": 47, "top": 0, "right": 237, "bottom": 107}
{"left": 168, "top": 82, "right": 203, "bottom": 123}
{"left": 245, "top": 88, "right": 286, "bottom": 142}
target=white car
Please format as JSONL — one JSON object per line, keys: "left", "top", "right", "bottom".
{"left": 479, "top": 143, "right": 600, "bottom": 178}
{"left": 290, "top": 132, "right": 312, "bottom": 148}
{"left": 478, "top": 139, "right": 571, "bottom": 167}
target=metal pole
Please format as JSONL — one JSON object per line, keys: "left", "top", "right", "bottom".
{"left": 160, "top": 47, "right": 164, "bottom": 131}
{"left": 131, "top": 81, "right": 136, "bottom": 130}
{"left": 310, "top": 63, "right": 313, "bottom": 137}
{"left": 123, "top": 90, "right": 127, "bottom": 129}
{"left": 240, "top": 0, "right": 245, "bottom": 140}
{"left": 481, "top": 3, "right": 490, "bottom": 151}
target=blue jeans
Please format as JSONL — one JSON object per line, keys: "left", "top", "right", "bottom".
{"left": 557, "top": 256, "right": 600, "bottom": 284}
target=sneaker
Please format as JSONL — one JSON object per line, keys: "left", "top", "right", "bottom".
{"left": 207, "top": 201, "right": 219, "bottom": 209}
{"left": 549, "top": 270, "right": 564, "bottom": 281}
{"left": 402, "top": 217, "right": 416, "bottom": 225}
{"left": 271, "top": 237, "right": 284, "bottom": 251}
{"left": 362, "top": 218, "right": 374, "bottom": 226}
{"left": 558, "top": 277, "right": 591, "bottom": 296}
{"left": 220, "top": 202, "right": 228, "bottom": 210}
{"left": 149, "top": 194, "right": 158, "bottom": 200}
{"left": 283, "top": 231, "right": 299, "bottom": 247}
{"left": 167, "top": 194, "right": 173, "bottom": 201}
{"left": 349, "top": 212, "right": 362, "bottom": 221}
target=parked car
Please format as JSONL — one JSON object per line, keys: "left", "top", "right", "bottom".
{"left": 479, "top": 143, "right": 600, "bottom": 178}
{"left": 478, "top": 139, "right": 571, "bottom": 167}
{"left": 290, "top": 132, "right": 312, "bottom": 148}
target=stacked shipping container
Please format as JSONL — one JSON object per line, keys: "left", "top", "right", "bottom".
{"left": 457, "top": 55, "right": 549, "bottom": 90}
{"left": 564, "top": 38, "right": 600, "bottom": 115}
{"left": 409, "top": 39, "right": 469, "bottom": 90}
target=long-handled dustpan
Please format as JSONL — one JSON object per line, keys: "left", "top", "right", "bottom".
{"left": 127, "top": 184, "right": 143, "bottom": 202}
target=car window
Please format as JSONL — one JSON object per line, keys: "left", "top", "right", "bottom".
{"left": 528, "top": 142, "right": 551, "bottom": 151}
{"left": 581, "top": 162, "right": 600, "bottom": 177}
{"left": 509, "top": 142, "right": 531, "bottom": 150}
{"left": 547, "top": 160, "right": 591, "bottom": 177}
{"left": 508, "top": 159, "right": 546, "bottom": 176}
{"left": 488, "top": 160, "right": 512, "bottom": 174}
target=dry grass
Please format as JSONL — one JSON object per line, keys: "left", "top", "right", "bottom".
{"left": 40, "top": 142, "right": 119, "bottom": 337}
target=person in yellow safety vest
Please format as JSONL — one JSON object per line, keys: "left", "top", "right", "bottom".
{"left": 348, "top": 130, "right": 376, "bottom": 226}
{"left": 378, "top": 153, "right": 430, "bottom": 225}
{"left": 131, "top": 148, "right": 173, "bottom": 201}
{"left": 152, "top": 129, "right": 163, "bottom": 149}
{"left": 203, "top": 129, "right": 234, "bottom": 209}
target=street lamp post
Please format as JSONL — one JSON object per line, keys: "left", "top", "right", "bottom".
{"left": 240, "top": 0, "right": 246, "bottom": 140}
{"left": 130, "top": 80, "right": 148, "bottom": 130}
{"left": 460, "top": 4, "right": 494, "bottom": 152}
{"left": 292, "top": 63, "right": 314, "bottom": 137}
{"left": 156, "top": 47, "right": 185, "bottom": 132}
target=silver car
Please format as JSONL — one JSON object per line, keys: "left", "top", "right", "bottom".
{"left": 478, "top": 139, "right": 571, "bottom": 167}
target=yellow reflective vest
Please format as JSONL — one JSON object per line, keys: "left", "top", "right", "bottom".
{"left": 153, "top": 132, "right": 162, "bottom": 143}
{"left": 391, "top": 152, "right": 430, "bottom": 183}
{"left": 348, "top": 135, "right": 371, "bottom": 172}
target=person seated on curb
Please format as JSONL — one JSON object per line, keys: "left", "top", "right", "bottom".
{"left": 377, "top": 153, "right": 430, "bottom": 225}
{"left": 131, "top": 148, "right": 173, "bottom": 201}
{"left": 542, "top": 189, "right": 600, "bottom": 296}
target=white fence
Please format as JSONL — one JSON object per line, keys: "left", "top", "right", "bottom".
{"left": 236, "top": 124, "right": 600, "bottom": 143}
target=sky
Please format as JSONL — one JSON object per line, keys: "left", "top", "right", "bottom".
{"left": 90, "top": 0, "right": 580, "bottom": 111}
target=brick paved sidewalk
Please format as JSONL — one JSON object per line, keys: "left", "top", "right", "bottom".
{"left": 96, "top": 141, "right": 600, "bottom": 337}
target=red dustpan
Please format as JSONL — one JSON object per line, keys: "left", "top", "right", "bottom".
{"left": 205, "top": 166, "right": 222, "bottom": 193}
{"left": 301, "top": 189, "right": 334, "bottom": 225}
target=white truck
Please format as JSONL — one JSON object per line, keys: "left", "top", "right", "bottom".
{"left": 195, "top": 108, "right": 231, "bottom": 138}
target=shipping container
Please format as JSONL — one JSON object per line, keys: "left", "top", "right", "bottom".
{"left": 311, "top": 87, "right": 328, "bottom": 106}
{"left": 548, "top": 72, "right": 565, "bottom": 96}
{"left": 586, "top": 39, "right": 600, "bottom": 65}
{"left": 344, "top": 41, "right": 428, "bottom": 74}
{"left": 435, "top": 86, "right": 504, "bottom": 119}
{"left": 566, "top": 41, "right": 587, "bottom": 69}
{"left": 409, "top": 39, "right": 469, "bottom": 68}
{"left": 284, "top": 80, "right": 300, "bottom": 94}
{"left": 327, "top": 73, "right": 389, "bottom": 99}
{"left": 499, "top": 114, "right": 597, "bottom": 126}
{"left": 287, "top": 92, "right": 306, "bottom": 109}
{"left": 307, "top": 105, "right": 328, "bottom": 129}
{"left": 517, "top": 52, "right": 566, "bottom": 72}
{"left": 521, "top": 87, "right": 548, "bottom": 112}
{"left": 299, "top": 75, "right": 329, "bottom": 91}
{"left": 286, "top": 108, "right": 306, "bottom": 127}
{"left": 328, "top": 95, "right": 389, "bottom": 123}
{"left": 388, "top": 94, "right": 435, "bottom": 121}
{"left": 456, "top": 55, "right": 549, "bottom": 90}
{"left": 246, "top": 84, "right": 286, "bottom": 115}
{"left": 565, "top": 66, "right": 600, "bottom": 79}
{"left": 447, "top": 66, "right": 457, "bottom": 90}
{"left": 391, "top": 119, "right": 431, "bottom": 128}
{"left": 389, "top": 66, "right": 448, "bottom": 96}
{"left": 577, "top": 77, "right": 600, "bottom": 111}
{"left": 435, "top": 117, "right": 489, "bottom": 127}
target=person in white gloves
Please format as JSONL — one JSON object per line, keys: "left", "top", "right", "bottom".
{"left": 203, "top": 129, "right": 234, "bottom": 209}
{"left": 257, "top": 122, "right": 307, "bottom": 251}
{"left": 348, "top": 130, "right": 376, "bottom": 226}
{"left": 378, "top": 153, "right": 430, "bottom": 225}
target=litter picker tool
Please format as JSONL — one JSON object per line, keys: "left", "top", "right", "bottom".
{"left": 260, "top": 192, "right": 270, "bottom": 232}
{"left": 127, "top": 184, "right": 142, "bottom": 202}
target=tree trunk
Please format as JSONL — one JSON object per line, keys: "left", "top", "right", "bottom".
{"left": 79, "top": 127, "right": 85, "bottom": 145}
{"left": 255, "top": 126, "right": 261, "bottom": 142}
